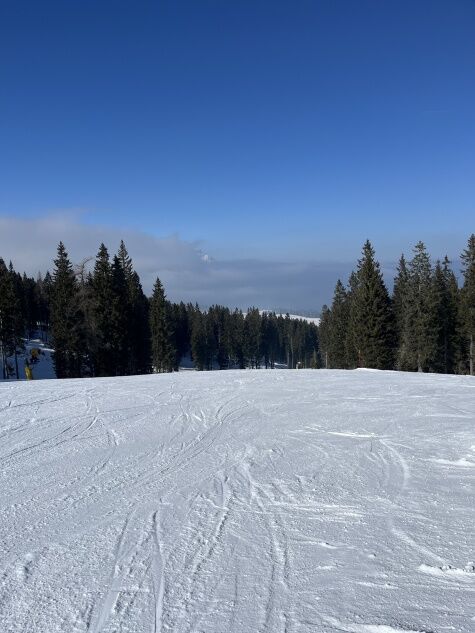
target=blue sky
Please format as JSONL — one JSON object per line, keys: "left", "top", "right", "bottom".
{"left": 1, "top": 1, "right": 474, "bottom": 309}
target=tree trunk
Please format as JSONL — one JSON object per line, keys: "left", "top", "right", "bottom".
{"left": 470, "top": 334, "right": 474, "bottom": 376}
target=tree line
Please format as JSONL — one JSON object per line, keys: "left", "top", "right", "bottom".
{"left": 0, "top": 241, "right": 320, "bottom": 379}
{"left": 319, "top": 236, "right": 475, "bottom": 375}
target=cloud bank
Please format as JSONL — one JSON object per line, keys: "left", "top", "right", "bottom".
{"left": 0, "top": 214, "right": 378, "bottom": 312}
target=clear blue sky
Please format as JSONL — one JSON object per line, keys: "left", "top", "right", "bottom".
{"left": 0, "top": 1, "right": 474, "bottom": 308}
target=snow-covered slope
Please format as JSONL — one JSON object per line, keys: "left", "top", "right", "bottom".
{"left": 0, "top": 370, "right": 474, "bottom": 632}
{"left": 260, "top": 310, "right": 321, "bottom": 325}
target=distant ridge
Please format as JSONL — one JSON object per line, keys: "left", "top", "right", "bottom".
{"left": 259, "top": 310, "right": 320, "bottom": 326}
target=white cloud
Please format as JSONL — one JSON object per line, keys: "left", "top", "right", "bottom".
{"left": 0, "top": 213, "right": 369, "bottom": 311}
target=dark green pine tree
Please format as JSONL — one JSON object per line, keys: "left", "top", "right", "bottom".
{"left": 430, "top": 258, "right": 459, "bottom": 374}
{"left": 208, "top": 305, "right": 232, "bottom": 369}
{"left": 282, "top": 314, "right": 294, "bottom": 368}
{"left": 170, "top": 302, "right": 190, "bottom": 369}
{"left": 110, "top": 255, "right": 129, "bottom": 375}
{"left": 0, "top": 258, "right": 24, "bottom": 378}
{"left": 344, "top": 270, "right": 360, "bottom": 368}
{"left": 398, "top": 241, "right": 437, "bottom": 372}
{"left": 327, "top": 279, "right": 349, "bottom": 368}
{"left": 318, "top": 305, "right": 331, "bottom": 368}
{"left": 130, "top": 270, "right": 151, "bottom": 374}
{"left": 190, "top": 308, "right": 209, "bottom": 370}
{"left": 117, "top": 241, "right": 151, "bottom": 375}
{"left": 460, "top": 234, "right": 475, "bottom": 375}
{"left": 392, "top": 254, "right": 409, "bottom": 353}
{"left": 50, "top": 242, "right": 86, "bottom": 378}
{"left": 10, "top": 265, "right": 27, "bottom": 360}
{"left": 244, "top": 308, "right": 262, "bottom": 368}
{"left": 347, "top": 240, "right": 394, "bottom": 369}
{"left": 261, "top": 312, "right": 279, "bottom": 369}
{"left": 22, "top": 273, "right": 40, "bottom": 337}
{"left": 266, "top": 313, "right": 281, "bottom": 369}
{"left": 230, "top": 309, "right": 246, "bottom": 369}
{"left": 150, "top": 277, "right": 175, "bottom": 372}
{"left": 91, "top": 243, "right": 115, "bottom": 376}
{"left": 36, "top": 271, "right": 52, "bottom": 341}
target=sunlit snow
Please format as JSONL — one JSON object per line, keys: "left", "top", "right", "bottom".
{"left": 1, "top": 370, "right": 474, "bottom": 632}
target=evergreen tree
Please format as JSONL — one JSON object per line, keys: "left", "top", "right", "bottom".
{"left": 36, "top": 272, "right": 52, "bottom": 341}
{"left": 318, "top": 305, "right": 331, "bottom": 368}
{"left": 208, "top": 306, "right": 232, "bottom": 369}
{"left": 20, "top": 273, "right": 39, "bottom": 337}
{"left": 398, "top": 242, "right": 437, "bottom": 372}
{"left": 230, "top": 309, "right": 246, "bottom": 369}
{"left": 117, "top": 241, "right": 151, "bottom": 375}
{"left": 50, "top": 242, "right": 86, "bottom": 378}
{"left": 460, "top": 234, "right": 475, "bottom": 375}
{"left": 244, "top": 308, "right": 262, "bottom": 368}
{"left": 267, "top": 314, "right": 281, "bottom": 368}
{"left": 150, "top": 277, "right": 175, "bottom": 372}
{"left": 191, "top": 309, "right": 210, "bottom": 370}
{"left": 430, "top": 258, "right": 459, "bottom": 374}
{"left": 344, "top": 270, "right": 360, "bottom": 368}
{"left": 91, "top": 243, "right": 115, "bottom": 376}
{"left": 0, "top": 259, "right": 23, "bottom": 378}
{"left": 110, "top": 255, "right": 129, "bottom": 375}
{"left": 261, "top": 312, "right": 280, "bottom": 368}
{"left": 347, "top": 241, "right": 394, "bottom": 369}
{"left": 170, "top": 302, "right": 190, "bottom": 369}
{"left": 392, "top": 254, "right": 409, "bottom": 352}
{"left": 327, "top": 280, "right": 349, "bottom": 368}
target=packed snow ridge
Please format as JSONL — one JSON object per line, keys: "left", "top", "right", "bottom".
{"left": 1, "top": 370, "right": 474, "bottom": 632}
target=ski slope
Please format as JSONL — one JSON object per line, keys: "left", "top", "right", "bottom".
{"left": 0, "top": 370, "right": 474, "bottom": 632}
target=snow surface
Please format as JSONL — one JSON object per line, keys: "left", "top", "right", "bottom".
{"left": 0, "top": 369, "right": 474, "bottom": 632}
{"left": 259, "top": 310, "right": 321, "bottom": 326}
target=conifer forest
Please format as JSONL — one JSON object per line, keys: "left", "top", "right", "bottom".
{"left": 1, "top": 235, "right": 474, "bottom": 379}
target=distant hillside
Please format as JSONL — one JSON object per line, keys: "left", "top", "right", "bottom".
{"left": 260, "top": 310, "right": 320, "bottom": 326}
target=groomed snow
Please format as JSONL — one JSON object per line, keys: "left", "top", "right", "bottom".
{"left": 0, "top": 370, "right": 474, "bottom": 632}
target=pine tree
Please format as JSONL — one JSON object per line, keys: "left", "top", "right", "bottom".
{"left": 392, "top": 254, "right": 409, "bottom": 352}
{"left": 19, "top": 273, "right": 38, "bottom": 337}
{"left": 116, "top": 241, "right": 151, "bottom": 375}
{"left": 460, "top": 234, "right": 475, "bottom": 375}
{"left": 191, "top": 309, "right": 209, "bottom": 370}
{"left": 266, "top": 313, "right": 280, "bottom": 368}
{"left": 261, "top": 312, "right": 280, "bottom": 369}
{"left": 230, "top": 309, "right": 246, "bottom": 369}
{"left": 91, "top": 243, "right": 115, "bottom": 376}
{"left": 347, "top": 241, "right": 394, "bottom": 369}
{"left": 50, "top": 242, "right": 86, "bottom": 378}
{"left": 398, "top": 241, "right": 437, "bottom": 372}
{"left": 318, "top": 305, "right": 331, "bottom": 368}
{"left": 36, "top": 271, "right": 52, "bottom": 341}
{"left": 0, "top": 259, "right": 23, "bottom": 378}
{"left": 110, "top": 255, "right": 129, "bottom": 375}
{"left": 344, "top": 270, "right": 360, "bottom": 368}
{"left": 170, "top": 302, "right": 190, "bottom": 369}
{"left": 327, "top": 280, "right": 349, "bottom": 368}
{"left": 150, "top": 277, "right": 175, "bottom": 372}
{"left": 245, "top": 308, "right": 262, "bottom": 368}
{"left": 430, "top": 258, "right": 459, "bottom": 374}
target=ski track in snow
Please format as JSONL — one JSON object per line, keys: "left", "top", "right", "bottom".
{"left": 0, "top": 370, "right": 474, "bottom": 632}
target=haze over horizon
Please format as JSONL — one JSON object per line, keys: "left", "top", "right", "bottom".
{"left": 1, "top": 1, "right": 474, "bottom": 309}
